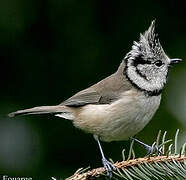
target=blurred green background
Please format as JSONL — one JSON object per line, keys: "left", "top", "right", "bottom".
{"left": 1, "top": 0, "right": 186, "bottom": 179}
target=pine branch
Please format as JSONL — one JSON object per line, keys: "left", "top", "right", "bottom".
{"left": 67, "top": 155, "right": 186, "bottom": 180}
{"left": 64, "top": 130, "right": 186, "bottom": 180}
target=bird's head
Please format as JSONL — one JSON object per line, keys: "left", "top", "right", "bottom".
{"left": 124, "top": 20, "right": 181, "bottom": 96}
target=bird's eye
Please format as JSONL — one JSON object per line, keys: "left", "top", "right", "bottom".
{"left": 154, "top": 60, "right": 163, "bottom": 67}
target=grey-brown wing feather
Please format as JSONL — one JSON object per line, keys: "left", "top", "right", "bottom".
{"left": 60, "top": 61, "right": 133, "bottom": 107}
{"left": 60, "top": 88, "right": 101, "bottom": 106}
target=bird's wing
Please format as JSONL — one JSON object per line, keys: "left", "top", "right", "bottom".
{"left": 60, "top": 62, "right": 133, "bottom": 107}
{"left": 60, "top": 88, "right": 101, "bottom": 106}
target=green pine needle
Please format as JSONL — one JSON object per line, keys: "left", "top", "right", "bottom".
{"left": 66, "top": 130, "right": 186, "bottom": 180}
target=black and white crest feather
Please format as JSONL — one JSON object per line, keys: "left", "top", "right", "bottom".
{"left": 124, "top": 20, "right": 171, "bottom": 96}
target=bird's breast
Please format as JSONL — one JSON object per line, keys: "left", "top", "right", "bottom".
{"left": 73, "top": 90, "right": 161, "bottom": 142}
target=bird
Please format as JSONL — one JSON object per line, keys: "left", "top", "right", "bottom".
{"left": 8, "top": 20, "right": 181, "bottom": 178}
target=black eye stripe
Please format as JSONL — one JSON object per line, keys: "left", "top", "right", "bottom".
{"left": 132, "top": 55, "right": 151, "bottom": 66}
{"left": 137, "top": 59, "right": 151, "bottom": 65}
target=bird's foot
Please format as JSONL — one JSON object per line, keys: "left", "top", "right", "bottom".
{"left": 102, "top": 157, "right": 116, "bottom": 178}
{"left": 130, "top": 137, "right": 162, "bottom": 156}
{"left": 146, "top": 143, "right": 162, "bottom": 156}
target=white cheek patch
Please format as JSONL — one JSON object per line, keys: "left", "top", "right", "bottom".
{"left": 126, "top": 63, "right": 167, "bottom": 93}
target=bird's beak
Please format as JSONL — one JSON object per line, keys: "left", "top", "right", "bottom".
{"left": 170, "top": 58, "right": 182, "bottom": 65}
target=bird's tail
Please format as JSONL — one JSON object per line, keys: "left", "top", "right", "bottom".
{"left": 8, "top": 105, "right": 67, "bottom": 117}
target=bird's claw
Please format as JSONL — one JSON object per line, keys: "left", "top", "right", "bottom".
{"left": 102, "top": 157, "right": 116, "bottom": 178}
{"left": 130, "top": 137, "right": 162, "bottom": 156}
{"left": 146, "top": 145, "right": 162, "bottom": 156}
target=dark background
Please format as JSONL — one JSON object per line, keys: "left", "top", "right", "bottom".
{"left": 0, "top": 0, "right": 186, "bottom": 179}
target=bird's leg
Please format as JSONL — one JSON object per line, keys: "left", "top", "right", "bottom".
{"left": 94, "top": 135, "right": 116, "bottom": 178}
{"left": 130, "top": 137, "right": 162, "bottom": 155}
